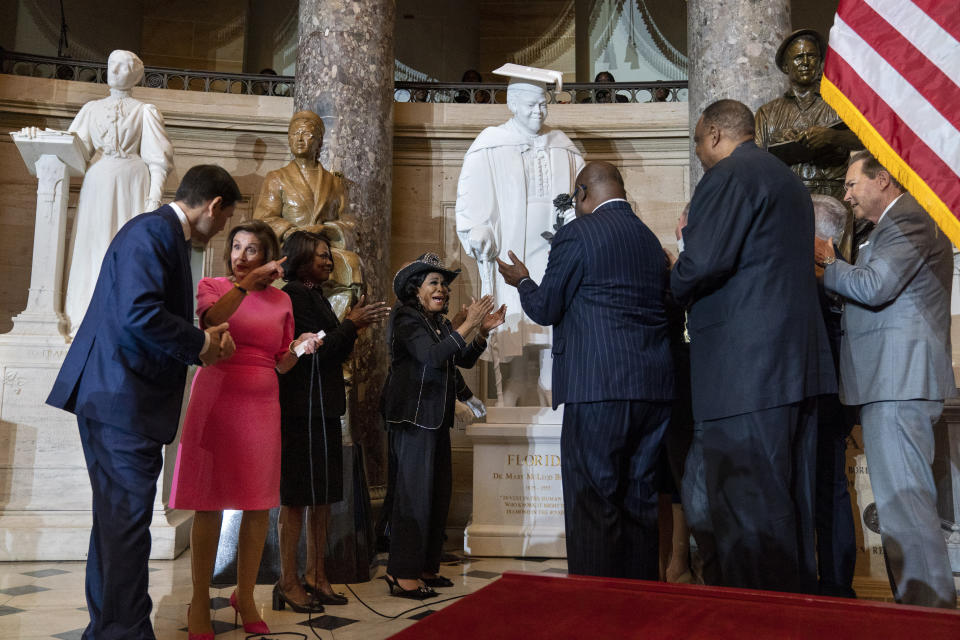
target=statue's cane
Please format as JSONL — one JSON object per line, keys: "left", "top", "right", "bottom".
{"left": 475, "top": 253, "right": 504, "bottom": 407}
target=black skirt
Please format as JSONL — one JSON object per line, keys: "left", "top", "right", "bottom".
{"left": 279, "top": 414, "right": 344, "bottom": 506}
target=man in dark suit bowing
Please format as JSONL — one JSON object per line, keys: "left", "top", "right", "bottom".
{"left": 498, "top": 161, "right": 673, "bottom": 579}
{"left": 671, "top": 99, "right": 836, "bottom": 593}
{"left": 47, "top": 165, "right": 242, "bottom": 639}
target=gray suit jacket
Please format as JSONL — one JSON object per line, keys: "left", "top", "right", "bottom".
{"left": 824, "top": 193, "right": 957, "bottom": 405}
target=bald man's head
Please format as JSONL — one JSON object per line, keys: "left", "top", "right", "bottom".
{"left": 574, "top": 162, "right": 626, "bottom": 217}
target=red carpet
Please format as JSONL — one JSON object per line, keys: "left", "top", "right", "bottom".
{"left": 389, "top": 571, "right": 960, "bottom": 639}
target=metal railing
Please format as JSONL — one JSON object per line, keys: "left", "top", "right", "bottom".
{"left": 1, "top": 50, "right": 688, "bottom": 103}
{"left": 394, "top": 81, "right": 687, "bottom": 104}
{"left": 1, "top": 51, "right": 293, "bottom": 96}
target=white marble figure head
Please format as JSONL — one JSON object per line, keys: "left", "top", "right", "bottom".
{"left": 107, "top": 50, "right": 144, "bottom": 91}
{"left": 507, "top": 80, "right": 548, "bottom": 137}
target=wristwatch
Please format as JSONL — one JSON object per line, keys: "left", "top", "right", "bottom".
{"left": 818, "top": 255, "right": 836, "bottom": 267}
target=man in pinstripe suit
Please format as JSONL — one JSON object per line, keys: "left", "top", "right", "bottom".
{"left": 498, "top": 161, "right": 674, "bottom": 579}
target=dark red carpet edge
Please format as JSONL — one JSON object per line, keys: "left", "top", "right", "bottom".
{"left": 388, "top": 571, "right": 960, "bottom": 639}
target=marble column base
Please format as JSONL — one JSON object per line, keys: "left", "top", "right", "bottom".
{"left": 464, "top": 407, "right": 566, "bottom": 558}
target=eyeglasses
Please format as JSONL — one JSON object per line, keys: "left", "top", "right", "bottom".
{"left": 572, "top": 183, "right": 587, "bottom": 202}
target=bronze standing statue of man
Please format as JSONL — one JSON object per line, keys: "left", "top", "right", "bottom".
{"left": 755, "top": 29, "right": 869, "bottom": 258}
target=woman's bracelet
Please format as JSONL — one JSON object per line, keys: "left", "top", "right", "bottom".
{"left": 288, "top": 340, "right": 298, "bottom": 356}
{"left": 233, "top": 282, "right": 248, "bottom": 295}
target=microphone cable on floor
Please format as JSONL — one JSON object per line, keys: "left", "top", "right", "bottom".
{"left": 294, "top": 324, "right": 468, "bottom": 640}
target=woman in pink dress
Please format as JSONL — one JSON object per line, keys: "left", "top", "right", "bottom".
{"left": 170, "top": 220, "right": 321, "bottom": 639}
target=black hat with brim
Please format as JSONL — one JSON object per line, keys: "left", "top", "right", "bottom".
{"left": 776, "top": 29, "right": 826, "bottom": 70}
{"left": 393, "top": 253, "right": 460, "bottom": 299}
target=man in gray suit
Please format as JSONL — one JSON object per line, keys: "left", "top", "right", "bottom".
{"left": 819, "top": 150, "right": 958, "bottom": 608}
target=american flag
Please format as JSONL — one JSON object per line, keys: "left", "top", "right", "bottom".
{"left": 821, "top": 0, "right": 960, "bottom": 245}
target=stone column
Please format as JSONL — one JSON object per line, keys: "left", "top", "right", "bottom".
{"left": 687, "top": 0, "right": 789, "bottom": 185}
{"left": 294, "top": 0, "right": 394, "bottom": 576}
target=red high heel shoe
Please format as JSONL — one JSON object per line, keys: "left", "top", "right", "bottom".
{"left": 186, "top": 604, "right": 214, "bottom": 640}
{"left": 230, "top": 590, "right": 271, "bottom": 635}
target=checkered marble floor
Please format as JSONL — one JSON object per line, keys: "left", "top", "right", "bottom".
{"left": 0, "top": 550, "right": 570, "bottom": 640}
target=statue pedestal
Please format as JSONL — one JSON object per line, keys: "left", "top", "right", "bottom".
{"left": 0, "top": 338, "right": 192, "bottom": 560}
{"left": 0, "top": 131, "right": 189, "bottom": 561}
{"left": 464, "top": 406, "right": 566, "bottom": 558}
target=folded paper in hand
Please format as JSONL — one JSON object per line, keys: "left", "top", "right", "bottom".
{"left": 294, "top": 330, "right": 326, "bottom": 357}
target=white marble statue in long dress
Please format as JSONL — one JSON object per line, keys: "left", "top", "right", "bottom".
{"left": 64, "top": 49, "right": 173, "bottom": 335}
{"left": 456, "top": 69, "right": 584, "bottom": 406}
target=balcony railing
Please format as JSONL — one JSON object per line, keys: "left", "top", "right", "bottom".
{"left": 0, "top": 50, "right": 687, "bottom": 104}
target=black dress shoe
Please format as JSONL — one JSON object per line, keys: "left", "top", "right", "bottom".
{"left": 302, "top": 577, "right": 348, "bottom": 605}
{"left": 383, "top": 575, "right": 437, "bottom": 600}
{"left": 421, "top": 575, "right": 454, "bottom": 588}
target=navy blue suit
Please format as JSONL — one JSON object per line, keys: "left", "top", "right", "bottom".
{"left": 518, "top": 199, "right": 673, "bottom": 578}
{"left": 671, "top": 142, "right": 836, "bottom": 593}
{"left": 47, "top": 205, "right": 205, "bottom": 640}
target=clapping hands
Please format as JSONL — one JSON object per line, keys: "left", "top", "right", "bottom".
{"left": 346, "top": 294, "right": 391, "bottom": 329}
{"left": 479, "top": 304, "right": 506, "bottom": 337}
{"left": 451, "top": 298, "right": 506, "bottom": 339}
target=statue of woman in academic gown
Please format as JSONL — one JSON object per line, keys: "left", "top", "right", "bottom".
{"left": 456, "top": 75, "right": 584, "bottom": 406}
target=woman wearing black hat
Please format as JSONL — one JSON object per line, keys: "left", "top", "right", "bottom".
{"left": 382, "top": 253, "right": 505, "bottom": 598}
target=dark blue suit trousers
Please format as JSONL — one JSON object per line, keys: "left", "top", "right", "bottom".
{"left": 78, "top": 417, "right": 164, "bottom": 640}
{"left": 561, "top": 400, "right": 671, "bottom": 579}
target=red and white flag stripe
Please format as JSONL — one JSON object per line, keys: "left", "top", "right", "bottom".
{"left": 822, "top": 0, "right": 960, "bottom": 245}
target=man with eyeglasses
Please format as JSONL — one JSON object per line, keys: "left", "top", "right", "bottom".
{"left": 817, "top": 151, "right": 957, "bottom": 608}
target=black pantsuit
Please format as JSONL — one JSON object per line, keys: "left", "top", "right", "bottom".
{"left": 381, "top": 302, "right": 486, "bottom": 580}
{"left": 386, "top": 422, "right": 452, "bottom": 579}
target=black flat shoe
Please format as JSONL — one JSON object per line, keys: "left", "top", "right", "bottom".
{"left": 272, "top": 583, "right": 325, "bottom": 613}
{"left": 421, "top": 575, "right": 454, "bottom": 588}
{"left": 302, "top": 581, "right": 348, "bottom": 605}
{"left": 382, "top": 575, "right": 437, "bottom": 600}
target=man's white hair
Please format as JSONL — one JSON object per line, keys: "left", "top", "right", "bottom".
{"left": 811, "top": 193, "right": 846, "bottom": 243}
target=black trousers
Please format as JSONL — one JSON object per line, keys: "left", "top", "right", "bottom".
{"left": 561, "top": 400, "right": 671, "bottom": 579}
{"left": 815, "top": 393, "right": 857, "bottom": 597}
{"left": 78, "top": 416, "right": 163, "bottom": 640}
{"left": 682, "top": 398, "right": 818, "bottom": 593}
{"left": 386, "top": 422, "right": 452, "bottom": 579}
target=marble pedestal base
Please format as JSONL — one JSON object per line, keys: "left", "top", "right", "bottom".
{"left": 464, "top": 407, "right": 566, "bottom": 558}
{"left": 0, "top": 335, "right": 191, "bottom": 561}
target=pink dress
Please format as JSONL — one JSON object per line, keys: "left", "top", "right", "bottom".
{"left": 170, "top": 277, "right": 294, "bottom": 510}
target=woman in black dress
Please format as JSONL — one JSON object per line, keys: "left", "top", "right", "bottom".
{"left": 381, "top": 253, "right": 504, "bottom": 599}
{"left": 273, "top": 231, "right": 389, "bottom": 611}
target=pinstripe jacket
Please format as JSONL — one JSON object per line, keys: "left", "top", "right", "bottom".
{"left": 518, "top": 199, "right": 674, "bottom": 409}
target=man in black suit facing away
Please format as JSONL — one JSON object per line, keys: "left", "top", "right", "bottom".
{"left": 671, "top": 100, "right": 836, "bottom": 593}
{"left": 498, "top": 161, "right": 674, "bottom": 579}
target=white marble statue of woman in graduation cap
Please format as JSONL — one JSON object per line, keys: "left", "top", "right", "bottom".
{"left": 455, "top": 64, "right": 584, "bottom": 407}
